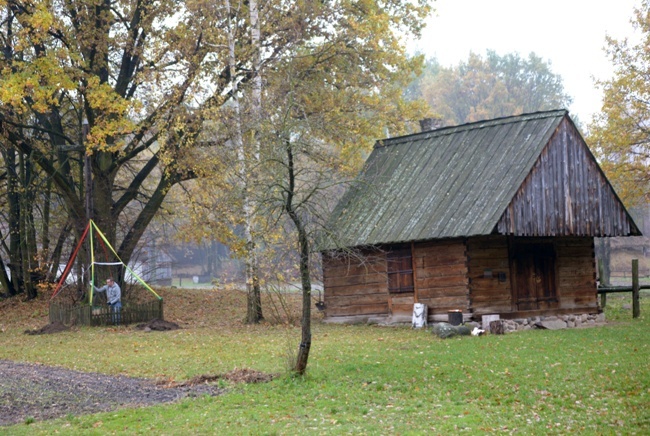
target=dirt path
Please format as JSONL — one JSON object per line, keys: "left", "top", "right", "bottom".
{"left": 0, "top": 359, "right": 224, "bottom": 426}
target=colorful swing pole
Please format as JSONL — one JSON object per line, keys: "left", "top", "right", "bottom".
{"left": 51, "top": 222, "right": 91, "bottom": 300}
{"left": 90, "top": 219, "right": 162, "bottom": 300}
{"left": 89, "top": 220, "right": 96, "bottom": 305}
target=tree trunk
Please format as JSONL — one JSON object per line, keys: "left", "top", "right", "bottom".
{"left": 222, "top": 0, "right": 263, "bottom": 323}
{"left": 18, "top": 151, "right": 36, "bottom": 299}
{"left": 0, "top": 228, "right": 14, "bottom": 297}
{"left": 41, "top": 173, "right": 52, "bottom": 260}
{"left": 6, "top": 148, "right": 22, "bottom": 295}
{"left": 47, "top": 222, "right": 72, "bottom": 282}
{"left": 0, "top": 254, "right": 12, "bottom": 298}
{"left": 284, "top": 139, "right": 312, "bottom": 375}
{"left": 293, "top": 221, "right": 312, "bottom": 375}
{"left": 244, "top": 240, "right": 263, "bottom": 324}
{"left": 243, "top": 0, "right": 264, "bottom": 324}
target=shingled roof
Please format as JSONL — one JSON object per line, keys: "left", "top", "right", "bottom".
{"left": 323, "top": 109, "right": 640, "bottom": 249}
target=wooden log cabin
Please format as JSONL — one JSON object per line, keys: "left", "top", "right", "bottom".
{"left": 321, "top": 110, "right": 641, "bottom": 324}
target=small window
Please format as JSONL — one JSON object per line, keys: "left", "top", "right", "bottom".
{"left": 387, "top": 248, "right": 414, "bottom": 294}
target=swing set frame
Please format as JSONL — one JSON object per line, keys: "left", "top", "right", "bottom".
{"left": 49, "top": 220, "right": 164, "bottom": 326}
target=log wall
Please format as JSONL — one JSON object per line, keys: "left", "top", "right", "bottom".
{"left": 467, "top": 236, "right": 512, "bottom": 315}
{"left": 555, "top": 237, "right": 597, "bottom": 310}
{"left": 322, "top": 236, "right": 597, "bottom": 322}
{"left": 322, "top": 249, "right": 389, "bottom": 318}
{"left": 413, "top": 239, "right": 469, "bottom": 316}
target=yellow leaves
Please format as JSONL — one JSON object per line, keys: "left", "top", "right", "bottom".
{"left": 25, "top": 3, "right": 55, "bottom": 39}
{"left": 587, "top": 1, "right": 650, "bottom": 206}
{"left": 84, "top": 77, "right": 137, "bottom": 151}
{"left": 0, "top": 57, "right": 75, "bottom": 114}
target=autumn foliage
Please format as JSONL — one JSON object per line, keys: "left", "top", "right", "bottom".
{"left": 588, "top": 0, "right": 650, "bottom": 206}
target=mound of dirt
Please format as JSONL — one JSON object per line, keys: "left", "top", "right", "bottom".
{"left": 166, "top": 368, "right": 278, "bottom": 388}
{"left": 222, "top": 368, "right": 278, "bottom": 384}
{"left": 135, "top": 319, "right": 180, "bottom": 331}
{"left": 23, "top": 321, "right": 70, "bottom": 335}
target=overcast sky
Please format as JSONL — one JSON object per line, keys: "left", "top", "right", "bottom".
{"left": 409, "top": 0, "right": 641, "bottom": 124}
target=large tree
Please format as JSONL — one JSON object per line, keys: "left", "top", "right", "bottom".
{"left": 0, "top": 0, "right": 274, "bottom": 295}
{"left": 408, "top": 50, "right": 573, "bottom": 125}
{"left": 588, "top": 0, "right": 650, "bottom": 206}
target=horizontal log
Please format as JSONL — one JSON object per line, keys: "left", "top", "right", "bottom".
{"left": 325, "top": 283, "right": 388, "bottom": 297}
{"left": 557, "top": 253, "right": 593, "bottom": 263}
{"left": 471, "top": 296, "right": 512, "bottom": 305}
{"left": 414, "top": 254, "right": 466, "bottom": 269}
{"left": 323, "top": 260, "right": 387, "bottom": 278}
{"left": 471, "top": 303, "right": 512, "bottom": 313}
{"left": 472, "top": 306, "right": 513, "bottom": 315}
{"left": 554, "top": 238, "right": 593, "bottom": 247}
{"left": 468, "top": 270, "right": 510, "bottom": 289}
{"left": 326, "top": 303, "right": 388, "bottom": 317}
{"left": 415, "top": 244, "right": 466, "bottom": 264}
{"left": 558, "top": 287, "right": 597, "bottom": 298}
{"left": 324, "top": 271, "right": 387, "bottom": 288}
{"left": 415, "top": 239, "right": 466, "bottom": 251}
{"left": 558, "top": 276, "right": 596, "bottom": 287}
{"left": 417, "top": 263, "right": 467, "bottom": 278}
{"left": 467, "top": 248, "right": 509, "bottom": 260}
{"left": 417, "top": 295, "right": 469, "bottom": 307}
{"left": 571, "top": 294, "right": 598, "bottom": 303}
{"left": 391, "top": 303, "right": 418, "bottom": 315}
{"left": 417, "top": 275, "right": 468, "bottom": 288}
{"left": 467, "top": 236, "right": 509, "bottom": 250}
{"left": 470, "top": 286, "right": 512, "bottom": 297}
{"left": 417, "top": 286, "right": 468, "bottom": 299}
{"left": 558, "top": 261, "right": 595, "bottom": 272}
{"left": 390, "top": 295, "right": 415, "bottom": 305}
{"left": 561, "top": 288, "right": 597, "bottom": 297}
{"left": 468, "top": 259, "right": 510, "bottom": 270}
{"left": 556, "top": 247, "right": 593, "bottom": 257}
{"left": 325, "top": 293, "right": 389, "bottom": 308}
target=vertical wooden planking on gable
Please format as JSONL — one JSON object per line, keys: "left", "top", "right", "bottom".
{"left": 496, "top": 118, "right": 637, "bottom": 238}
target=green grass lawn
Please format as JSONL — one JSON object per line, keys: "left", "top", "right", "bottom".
{"left": 0, "top": 291, "right": 648, "bottom": 434}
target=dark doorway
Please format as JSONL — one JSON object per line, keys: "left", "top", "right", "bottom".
{"left": 511, "top": 241, "right": 558, "bottom": 311}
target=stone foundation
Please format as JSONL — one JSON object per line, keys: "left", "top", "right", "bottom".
{"left": 463, "top": 313, "right": 606, "bottom": 333}
{"left": 327, "top": 312, "right": 608, "bottom": 331}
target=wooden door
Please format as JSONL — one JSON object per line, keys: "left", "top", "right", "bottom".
{"left": 387, "top": 247, "right": 414, "bottom": 316}
{"left": 387, "top": 248, "right": 413, "bottom": 294}
{"left": 512, "top": 242, "right": 557, "bottom": 311}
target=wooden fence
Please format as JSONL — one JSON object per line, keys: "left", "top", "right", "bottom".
{"left": 598, "top": 259, "right": 647, "bottom": 318}
{"left": 49, "top": 299, "right": 163, "bottom": 326}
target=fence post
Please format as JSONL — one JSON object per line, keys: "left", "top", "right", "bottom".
{"left": 598, "top": 259, "right": 606, "bottom": 308}
{"left": 632, "top": 259, "right": 640, "bottom": 319}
